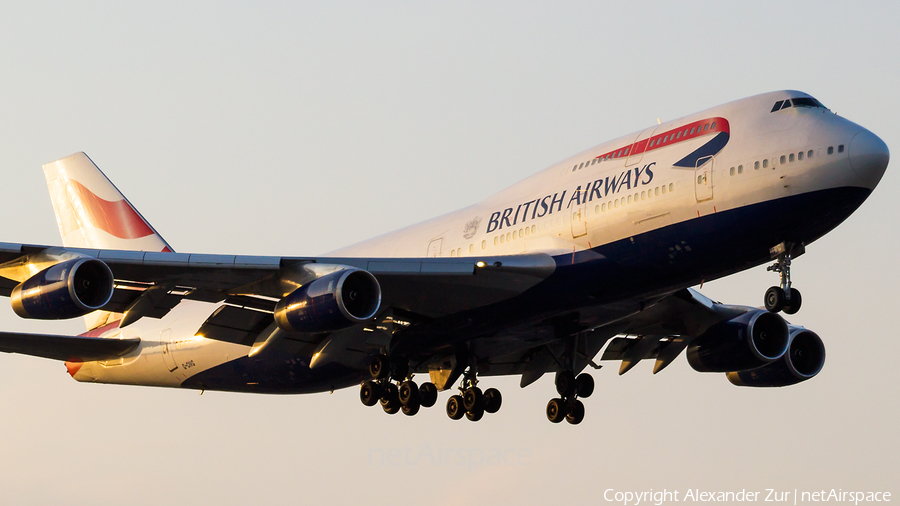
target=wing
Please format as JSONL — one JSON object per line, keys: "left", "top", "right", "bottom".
{"left": 0, "top": 331, "right": 140, "bottom": 362}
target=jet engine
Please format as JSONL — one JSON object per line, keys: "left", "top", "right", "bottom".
{"left": 11, "top": 258, "right": 115, "bottom": 319}
{"left": 726, "top": 327, "right": 825, "bottom": 387}
{"left": 686, "top": 310, "right": 789, "bottom": 373}
{"left": 273, "top": 268, "right": 381, "bottom": 333}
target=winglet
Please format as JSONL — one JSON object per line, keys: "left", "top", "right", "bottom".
{"left": 42, "top": 152, "right": 173, "bottom": 252}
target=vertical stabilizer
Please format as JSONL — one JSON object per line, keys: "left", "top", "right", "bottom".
{"left": 42, "top": 152, "right": 173, "bottom": 252}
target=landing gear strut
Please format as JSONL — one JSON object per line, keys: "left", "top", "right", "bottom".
{"left": 546, "top": 370, "right": 593, "bottom": 424}
{"left": 445, "top": 367, "right": 502, "bottom": 422}
{"left": 359, "top": 354, "right": 438, "bottom": 417}
{"left": 765, "top": 243, "right": 803, "bottom": 315}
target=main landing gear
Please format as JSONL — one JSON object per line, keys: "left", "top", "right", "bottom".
{"left": 546, "top": 370, "right": 594, "bottom": 425}
{"left": 446, "top": 368, "right": 502, "bottom": 422}
{"left": 359, "top": 354, "right": 439, "bottom": 417}
{"left": 764, "top": 243, "right": 803, "bottom": 315}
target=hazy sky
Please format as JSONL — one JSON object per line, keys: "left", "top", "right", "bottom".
{"left": 0, "top": 2, "right": 897, "bottom": 505}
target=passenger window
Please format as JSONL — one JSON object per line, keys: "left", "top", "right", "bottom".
{"left": 789, "top": 154, "right": 794, "bottom": 162}
{"left": 627, "top": 195, "right": 632, "bottom": 204}
{"left": 624, "top": 148, "right": 629, "bottom": 155}
{"left": 641, "top": 191, "right": 646, "bottom": 200}
{"left": 481, "top": 240, "right": 486, "bottom": 249}
{"left": 525, "top": 227, "right": 530, "bottom": 236}
{"left": 591, "top": 158, "right": 597, "bottom": 165}
{"left": 601, "top": 203, "right": 606, "bottom": 212}
{"left": 595, "top": 205, "right": 600, "bottom": 214}
{"left": 662, "top": 185, "right": 667, "bottom": 194}
{"left": 668, "top": 183, "right": 674, "bottom": 192}
{"left": 755, "top": 161, "right": 760, "bottom": 170}
{"left": 697, "top": 175, "right": 703, "bottom": 184}
{"left": 469, "top": 244, "right": 474, "bottom": 253}
{"left": 655, "top": 187, "right": 660, "bottom": 196}
{"left": 838, "top": 145, "right": 844, "bottom": 153}
{"left": 579, "top": 162, "right": 584, "bottom": 170}
{"left": 730, "top": 167, "right": 735, "bottom": 176}
{"left": 676, "top": 132, "right": 681, "bottom": 139}
{"left": 572, "top": 166, "right": 577, "bottom": 172}
{"left": 808, "top": 150, "right": 813, "bottom": 158}
{"left": 798, "top": 151, "right": 804, "bottom": 161}
{"left": 711, "top": 122, "right": 717, "bottom": 129}
{"left": 780, "top": 155, "right": 786, "bottom": 164}
{"left": 771, "top": 100, "right": 784, "bottom": 112}
{"left": 614, "top": 200, "right": 619, "bottom": 208}
{"left": 506, "top": 233, "right": 511, "bottom": 241}
{"left": 519, "top": 228, "right": 523, "bottom": 237}
{"left": 690, "top": 127, "right": 696, "bottom": 135}
{"left": 531, "top": 225, "right": 536, "bottom": 234}
{"left": 738, "top": 165, "right": 743, "bottom": 174}
{"left": 450, "top": 249, "right": 456, "bottom": 257}
{"left": 512, "top": 230, "right": 517, "bottom": 240}
{"left": 763, "top": 159, "right": 768, "bottom": 168}
{"left": 828, "top": 146, "right": 834, "bottom": 155}
{"left": 494, "top": 236, "right": 499, "bottom": 245}
{"left": 703, "top": 124, "right": 709, "bottom": 131}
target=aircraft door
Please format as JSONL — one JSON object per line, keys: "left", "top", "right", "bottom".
{"left": 625, "top": 126, "right": 659, "bottom": 167}
{"left": 571, "top": 200, "right": 587, "bottom": 238}
{"left": 160, "top": 328, "right": 178, "bottom": 372}
{"left": 427, "top": 238, "right": 443, "bottom": 257}
{"left": 694, "top": 155, "right": 714, "bottom": 202}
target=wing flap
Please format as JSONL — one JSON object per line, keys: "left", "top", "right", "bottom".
{"left": 0, "top": 332, "right": 140, "bottom": 362}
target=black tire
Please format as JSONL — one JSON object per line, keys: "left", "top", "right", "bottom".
{"left": 446, "top": 394, "right": 465, "bottom": 420}
{"left": 398, "top": 380, "right": 419, "bottom": 406}
{"left": 360, "top": 380, "right": 381, "bottom": 407}
{"left": 575, "top": 373, "right": 594, "bottom": 398}
{"left": 555, "top": 370, "right": 576, "bottom": 397}
{"left": 765, "top": 286, "right": 785, "bottom": 313}
{"left": 369, "top": 354, "right": 390, "bottom": 380}
{"left": 380, "top": 383, "right": 399, "bottom": 414}
{"left": 391, "top": 361, "right": 409, "bottom": 382}
{"left": 419, "top": 382, "right": 438, "bottom": 408}
{"left": 546, "top": 398, "right": 566, "bottom": 423}
{"left": 783, "top": 288, "right": 802, "bottom": 315}
{"left": 466, "top": 403, "right": 485, "bottom": 421}
{"left": 463, "top": 387, "right": 483, "bottom": 411}
{"left": 401, "top": 398, "right": 420, "bottom": 416}
{"left": 566, "top": 399, "right": 585, "bottom": 425}
{"left": 483, "top": 388, "right": 502, "bottom": 414}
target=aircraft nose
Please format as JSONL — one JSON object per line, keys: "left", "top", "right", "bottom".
{"left": 848, "top": 129, "right": 889, "bottom": 189}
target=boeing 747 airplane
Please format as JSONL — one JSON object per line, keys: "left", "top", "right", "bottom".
{"left": 0, "top": 90, "right": 888, "bottom": 424}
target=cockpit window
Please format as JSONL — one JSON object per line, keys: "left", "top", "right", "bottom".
{"left": 771, "top": 96, "right": 828, "bottom": 112}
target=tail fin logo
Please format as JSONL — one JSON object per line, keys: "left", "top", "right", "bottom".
{"left": 65, "top": 179, "right": 155, "bottom": 240}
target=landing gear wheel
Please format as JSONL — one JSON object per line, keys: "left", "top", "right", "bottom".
{"left": 575, "top": 373, "right": 594, "bottom": 398}
{"left": 783, "top": 288, "right": 802, "bottom": 315}
{"left": 466, "top": 403, "right": 485, "bottom": 421}
{"left": 419, "top": 382, "right": 438, "bottom": 408}
{"left": 546, "top": 398, "right": 566, "bottom": 423}
{"left": 555, "top": 370, "right": 576, "bottom": 397}
{"left": 360, "top": 380, "right": 381, "bottom": 407}
{"left": 401, "top": 397, "right": 420, "bottom": 416}
{"left": 446, "top": 394, "right": 465, "bottom": 420}
{"left": 380, "top": 383, "right": 400, "bottom": 414}
{"left": 483, "top": 388, "right": 502, "bottom": 414}
{"left": 369, "top": 354, "right": 390, "bottom": 380}
{"left": 398, "top": 380, "right": 419, "bottom": 406}
{"left": 463, "top": 387, "right": 483, "bottom": 412}
{"left": 765, "top": 286, "right": 785, "bottom": 313}
{"left": 566, "top": 400, "right": 585, "bottom": 425}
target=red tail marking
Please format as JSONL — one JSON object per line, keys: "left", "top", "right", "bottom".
{"left": 67, "top": 180, "right": 155, "bottom": 240}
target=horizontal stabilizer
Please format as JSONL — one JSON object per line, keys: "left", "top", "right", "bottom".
{"left": 0, "top": 331, "right": 140, "bottom": 362}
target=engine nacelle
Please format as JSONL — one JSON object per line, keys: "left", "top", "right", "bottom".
{"left": 11, "top": 258, "right": 115, "bottom": 319}
{"left": 686, "top": 310, "right": 789, "bottom": 373}
{"left": 727, "top": 327, "right": 825, "bottom": 387}
{"left": 273, "top": 268, "right": 381, "bottom": 333}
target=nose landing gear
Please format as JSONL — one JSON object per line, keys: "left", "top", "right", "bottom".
{"left": 765, "top": 242, "right": 804, "bottom": 315}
